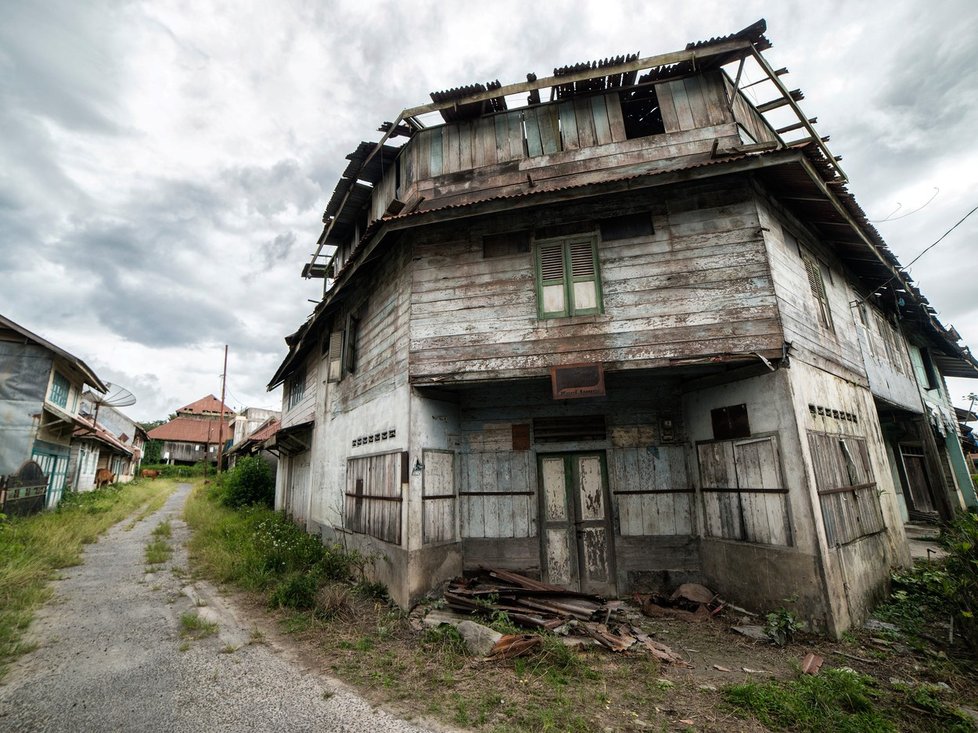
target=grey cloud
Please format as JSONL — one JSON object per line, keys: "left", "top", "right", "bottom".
{"left": 259, "top": 231, "right": 297, "bottom": 269}
{"left": 0, "top": 0, "right": 125, "bottom": 134}
{"left": 221, "top": 159, "right": 321, "bottom": 218}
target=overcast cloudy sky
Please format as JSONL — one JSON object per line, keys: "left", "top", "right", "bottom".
{"left": 1, "top": 0, "right": 976, "bottom": 421}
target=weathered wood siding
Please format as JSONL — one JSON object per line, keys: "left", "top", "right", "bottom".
{"left": 722, "top": 74, "right": 779, "bottom": 144}
{"left": 459, "top": 450, "right": 535, "bottom": 539}
{"left": 281, "top": 351, "right": 318, "bottom": 429}
{"left": 373, "top": 72, "right": 737, "bottom": 218}
{"left": 422, "top": 449, "right": 456, "bottom": 543}
{"left": 345, "top": 451, "right": 405, "bottom": 545}
{"left": 409, "top": 181, "right": 782, "bottom": 384}
{"left": 757, "top": 198, "right": 866, "bottom": 381}
{"left": 855, "top": 304, "right": 920, "bottom": 410}
{"left": 331, "top": 245, "right": 412, "bottom": 412}
{"left": 610, "top": 445, "right": 693, "bottom": 536}
{"left": 697, "top": 435, "right": 792, "bottom": 546}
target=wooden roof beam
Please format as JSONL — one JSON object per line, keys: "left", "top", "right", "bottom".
{"left": 751, "top": 45, "right": 846, "bottom": 182}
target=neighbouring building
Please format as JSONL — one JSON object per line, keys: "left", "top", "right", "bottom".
{"left": 268, "top": 20, "right": 978, "bottom": 635}
{"left": 68, "top": 391, "right": 147, "bottom": 490}
{"left": 0, "top": 313, "right": 108, "bottom": 513}
{"left": 147, "top": 395, "right": 234, "bottom": 466}
{"left": 227, "top": 415, "right": 281, "bottom": 471}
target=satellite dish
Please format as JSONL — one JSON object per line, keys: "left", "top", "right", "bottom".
{"left": 92, "top": 383, "right": 137, "bottom": 408}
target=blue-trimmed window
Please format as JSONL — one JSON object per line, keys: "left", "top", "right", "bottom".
{"left": 49, "top": 372, "right": 70, "bottom": 409}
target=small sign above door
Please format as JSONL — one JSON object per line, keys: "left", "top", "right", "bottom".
{"left": 550, "top": 363, "right": 605, "bottom": 400}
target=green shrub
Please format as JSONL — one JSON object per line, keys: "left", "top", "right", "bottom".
{"left": 269, "top": 571, "right": 319, "bottom": 609}
{"left": 222, "top": 457, "right": 274, "bottom": 508}
{"left": 939, "top": 511, "right": 978, "bottom": 650}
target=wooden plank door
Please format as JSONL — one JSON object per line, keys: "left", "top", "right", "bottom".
{"left": 900, "top": 446, "right": 935, "bottom": 514}
{"left": 539, "top": 452, "right": 616, "bottom": 596}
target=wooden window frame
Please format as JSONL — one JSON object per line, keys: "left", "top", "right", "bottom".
{"left": 286, "top": 370, "right": 305, "bottom": 410}
{"left": 49, "top": 371, "right": 70, "bottom": 409}
{"left": 533, "top": 236, "right": 603, "bottom": 319}
{"left": 801, "top": 251, "right": 833, "bottom": 332}
{"left": 327, "top": 330, "right": 344, "bottom": 383}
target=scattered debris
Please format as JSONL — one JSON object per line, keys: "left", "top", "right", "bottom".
{"left": 435, "top": 569, "right": 692, "bottom": 665}
{"left": 490, "top": 634, "right": 542, "bottom": 660}
{"left": 670, "top": 583, "right": 716, "bottom": 606}
{"left": 741, "top": 667, "right": 772, "bottom": 675}
{"left": 634, "top": 582, "right": 725, "bottom": 622}
{"left": 864, "top": 619, "right": 901, "bottom": 634}
{"left": 456, "top": 620, "right": 503, "bottom": 656}
{"left": 800, "top": 652, "right": 824, "bottom": 675}
{"left": 732, "top": 625, "right": 772, "bottom": 642}
{"left": 713, "top": 664, "right": 732, "bottom": 672}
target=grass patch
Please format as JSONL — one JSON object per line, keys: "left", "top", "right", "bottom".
{"left": 0, "top": 478, "right": 178, "bottom": 679}
{"left": 725, "top": 668, "right": 975, "bottom": 733}
{"left": 725, "top": 668, "right": 892, "bottom": 732}
{"left": 179, "top": 611, "right": 218, "bottom": 639}
{"left": 145, "top": 537, "right": 172, "bottom": 566}
{"left": 151, "top": 520, "right": 172, "bottom": 539}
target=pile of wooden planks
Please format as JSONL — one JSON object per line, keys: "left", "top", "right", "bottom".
{"left": 441, "top": 568, "right": 690, "bottom": 665}
{"left": 444, "top": 568, "right": 611, "bottom": 630}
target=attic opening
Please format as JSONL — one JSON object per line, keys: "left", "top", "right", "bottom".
{"left": 619, "top": 83, "right": 664, "bottom": 139}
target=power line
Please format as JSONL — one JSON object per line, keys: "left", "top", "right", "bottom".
{"left": 854, "top": 201, "right": 978, "bottom": 308}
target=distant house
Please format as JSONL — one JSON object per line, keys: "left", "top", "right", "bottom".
{"left": 147, "top": 395, "right": 234, "bottom": 465}
{"left": 68, "top": 391, "right": 147, "bottom": 490}
{"left": 227, "top": 415, "right": 281, "bottom": 471}
{"left": 0, "top": 313, "right": 108, "bottom": 512}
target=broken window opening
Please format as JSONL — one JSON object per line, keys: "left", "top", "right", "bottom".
{"left": 619, "top": 84, "right": 665, "bottom": 139}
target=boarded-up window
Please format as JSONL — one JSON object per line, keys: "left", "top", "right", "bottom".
{"left": 611, "top": 445, "right": 693, "bottom": 536}
{"left": 345, "top": 451, "right": 405, "bottom": 544}
{"left": 807, "top": 431, "right": 885, "bottom": 546}
{"left": 459, "top": 451, "right": 534, "bottom": 538}
{"left": 422, "top": 450, "right": 455, "bottom": 544}
{"left": 534, "top": 237, "right": 602, "bottom": 318}
{"left": 802, "top": 252, "right": 833, "bottom": 331}
{"left": 697, "top": 435, "right": 792, "bottom": 546}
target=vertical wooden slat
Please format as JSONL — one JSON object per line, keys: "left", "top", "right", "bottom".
{"left": 538, "top": 106, "right": 561, "bottom": 154}
{"left": 656, "top": 81, "right": 682, "bottom": 133}
{"left": 591, "top": 94, "right": 613, "bottom": 145}
{"left": 683, "top": 75, "right": 712, "bottom": 129}
{"left": 524, "top": 107, "right": 544, "bottom": 157}
{"left": 573, "top": 97, "right": 597, "bottom": 147}
{"left": 605, "top": 92, "right": 627, "bottom": 142}
{"left": 558, "top": 101, "right": 580, "bottom": 150}
{"left": 427, "top": 126, "right": 443, "bottom": 177}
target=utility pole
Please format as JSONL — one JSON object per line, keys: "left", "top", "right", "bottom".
{"left": 216, "top": 345, "right": 228, "bottom": 474}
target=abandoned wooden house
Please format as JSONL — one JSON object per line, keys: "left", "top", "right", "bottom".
{"left": 0, "top": 313, "right": 108, "bottom": 513}
{"left": 147, "top": 395, "right": 234, "bottom": 466}
{"left": 268, "top": 20, "right": 978, "bottom": 635}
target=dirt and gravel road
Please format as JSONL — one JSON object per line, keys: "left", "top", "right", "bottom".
{"left": 0, "top": 483, "right": 433, "bottom": 732}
